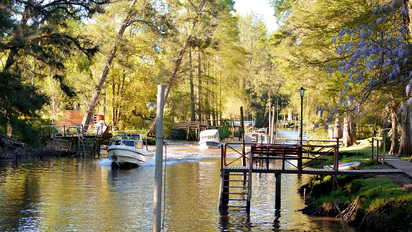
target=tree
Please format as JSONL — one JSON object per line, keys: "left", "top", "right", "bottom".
{"left": 0, "top": 0, "right": 107, "bottom": 141}
{"left": 83, "top": 0, "right": 137, "bottom": 127}
{"left": 333, "top": 0, "right": 412, "bottom": 157}
{"left": 268, "top": 0, "right": 369, "bottom": 142}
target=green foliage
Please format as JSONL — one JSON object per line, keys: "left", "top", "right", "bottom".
{"left": 310, "top": 175, "right": 357, "bottom": 200}
{"left": 339, "top": 151, "right": 364, "bottom": 158}
{"left": 361, "top": 158, "right": 380, "bottom": 167}
{"left": 0, "top": 72, "right": 48, "bottom": 142}
{"left": 9, "top": 118, "right": 43, "bottom": 146}
{"left": 309, "top": 176, "right": 412, "bottom": 232}
{"left": 0, "top": 0, "right": 109, "bottom": 143}
{"left": 309, "top": 156, "right": 334, "bottom": 169}
{"left": 169, "top": 130, "right": 187, "bottom": 140}
{"left": 381, "top": 136, "right": 391, "bottom": 149}
{"left": 218, "top": 124, "right": 232, "bottom": 140}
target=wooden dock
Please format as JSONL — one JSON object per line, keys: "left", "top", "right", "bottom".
{"left": 169, "top": 119, "right": 242, "bottom": 141}
{"left": 379, "top": 154, "right": 412, "bottom": 178}
{"left": 41, "top": 124, "right": 111, "bottom": 158}
{"left": 171, "top": 121, "right": 209, "bottom": 141}
{"left": 218, "top": 141, "right": 406, "bottom": 213}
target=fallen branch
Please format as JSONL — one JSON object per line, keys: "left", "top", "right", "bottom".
{"left": 334, "top": 199, "right": 348, "bottom": 232}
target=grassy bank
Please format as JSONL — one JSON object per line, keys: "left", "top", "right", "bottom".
{"left": 309, "top": 138, "right": 389, "bottom": 169}
{"left": 305, "top": 175, "right": 412, "bottom": 231}
{"left": 303, "top": 138, "right": 412, "bottom": 232}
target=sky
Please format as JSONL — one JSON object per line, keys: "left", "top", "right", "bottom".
{"left": 233, "top": 0, "right": 278, "bottom": 32}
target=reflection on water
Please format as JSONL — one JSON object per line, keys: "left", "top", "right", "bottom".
{"left": 0, "top": 129, "right": 354, "bottom": 231}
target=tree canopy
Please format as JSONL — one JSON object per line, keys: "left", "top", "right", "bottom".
{"left": 1, "top": 0, "right": 412, "bottom": 159}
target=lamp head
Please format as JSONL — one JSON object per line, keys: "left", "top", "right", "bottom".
{"left": 298, "top": 87, "right": 306, "bottom": 97}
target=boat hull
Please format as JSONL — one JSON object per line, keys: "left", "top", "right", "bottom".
{"left": 323, "top": 161, "right": 361, "bottom": 170}
{"left": 108, "top": 146, "right": 154, "bottom": 166}
{"left": 198, "top": 129, "right": 221, "bottom": 149}
{"left": 199, "top": 141, "right": 221, "bottom": 149}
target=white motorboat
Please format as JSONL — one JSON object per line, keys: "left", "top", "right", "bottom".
{"left": 245, "top": 128, "right": 269, "bottom": 144}
{"left": 198, "top": 129, "right": 221, "bottom": 149}
{"left": 108, "top": 134, "right": 154, "bottom": 167}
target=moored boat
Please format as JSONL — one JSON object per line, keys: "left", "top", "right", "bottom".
{"left": 323, "top": 161, "right": 361, "bottom": 170}
{"left": 107, "top": 134, "right": 154, "bottom": 167}
{"left": 198, "top": 129, "right": 221, "bottom": 149}
{"left": 245, "top": 128, "right": 269, "bottom": 144}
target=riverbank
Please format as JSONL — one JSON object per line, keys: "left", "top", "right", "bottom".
{"left": 0, "top": 134, "right": 79, "bottom": 160}
{"left": 300, "top": 139, "right": 412, "bottom": 232}
{"left": 0, "top": 134, "right": 36, "bottom": 159}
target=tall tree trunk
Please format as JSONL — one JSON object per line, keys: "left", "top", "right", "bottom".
{"left": 148, "top": 0, "right": 207, "bottom": 134}
{"left": 398, "top": 104, "right": 412, "bottom": 157}
{"left": 389, "top": 105, "right": 399, "bottom": 155}
{"left": 343, "top": 114, "right": 356, "bottom": 147}
{"left": 197, "top": 48, "right": 202, "bottom": 122}
{"left": 334, "top": 114, "right": 341, "bottom": 139}
{"left": 162, "top": 0, "right": 207, "bottom": 103}
{"left": 407, "top": 0, "right": 412, "bottom": 37}
{"left": 112, "top": 76, "right": 116, "bottom": 128}
{"left": 111, "top": 70, "right": 126, "bottom": 128}
{"left": 82, "top": 0, "right": 136, "bottom": 128}
{"left": 189, "top": 48, "right": 195, "bottom": 121}
{"left": 218, "top": 71, "right": 222, "bottom": 126}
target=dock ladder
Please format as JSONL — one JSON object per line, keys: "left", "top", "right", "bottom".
{"left": 219, "top": 168, "right": 252, "bottom": 212}
{"left": 218, "top": 144, "right": 253, "bottom": 212}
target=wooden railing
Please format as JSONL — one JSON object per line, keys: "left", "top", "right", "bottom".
{"left": 41, "top": 124, "right": 110, "bottom": 138}
{"left": 221, "top": 139, "right": 340, "bottom": 173}
{"left": 41, "top": 125, "right": 84, "bottom": 138}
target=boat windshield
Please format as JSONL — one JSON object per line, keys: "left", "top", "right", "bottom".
{"left": 130, "top": 134, "right": 141, "bottom": 140}
{"left": 122, "top": 141, "right": 135, "bottom": 147}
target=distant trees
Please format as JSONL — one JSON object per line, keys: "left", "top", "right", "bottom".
{"left": 159, "top": 0, "right": 246, "bottom": 126}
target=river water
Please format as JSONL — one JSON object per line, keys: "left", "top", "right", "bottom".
{"left": 0, "top": 129, "right": 353, "bottom": 231}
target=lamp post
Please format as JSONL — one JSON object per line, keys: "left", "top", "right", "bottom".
{"left": 307, "top": 79, "right": 310, "bottom": 140}
{"left": 298, "top": 87, "right": 306, "bottom": 174}
{"left": 298, "top": 87, "right": 306, "bottom": 145}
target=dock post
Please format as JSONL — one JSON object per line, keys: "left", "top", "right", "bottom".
{"left": 382, "top": 137, "right": 386, "bottom": 165}
{"left": 275, "top": 173, "right": 281, "bottom": 212}
{"left": 153, "top": 85, "right": 165, "bottom": 232}
{"left": 298, "top": 146, "right": 302, "bottom": 175}
{"left": 334, "top": 138, "right": 339, "bottom": 174}
{"left": 376, "top": 139, "right": 379, "bottom": 161}
{"left": 240, "top": 106, "right": 246, "bottom": 167}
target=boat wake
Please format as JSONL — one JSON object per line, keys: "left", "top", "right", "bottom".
{"left": 96, "top": 142, "right": 221, "bottom": 167}
{"left": 95, "top": 158, "right": 113, "bottom": 167}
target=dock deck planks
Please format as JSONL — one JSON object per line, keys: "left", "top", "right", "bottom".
{"left": 380, "top": 154, "right": 412, "bottom": 178}
{"left": 223, "top": 166, "right": 404, "bottom": 176}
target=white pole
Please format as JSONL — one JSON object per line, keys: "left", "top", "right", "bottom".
{"left": 153, "top": 85, "right": 165, "bottom": 232}
{"left": 307, "top": 79, "right": 310, "bottom": 140}
{"left": 271, "top": 106, "right": 275, "bottom": 143}
{"left": 269, "top": 99, "right": 272, "bottom": 143}
{"left": 276, "top": 98, "right": 278, "bottom": 139}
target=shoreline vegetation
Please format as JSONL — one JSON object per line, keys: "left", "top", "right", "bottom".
{"left": 299, "top": 139, "right": 412, "bottom": 232}
{"left": 0, "top": 134, "right": 78, "bottom": 160}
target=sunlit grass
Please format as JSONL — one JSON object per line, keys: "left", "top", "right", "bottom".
{"left": 308, "top": 138, "right": 391, "bottom": 168}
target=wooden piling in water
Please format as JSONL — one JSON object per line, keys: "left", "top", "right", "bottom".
{"left": 275, "top": 173, "right": 281, "bottom": 211}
